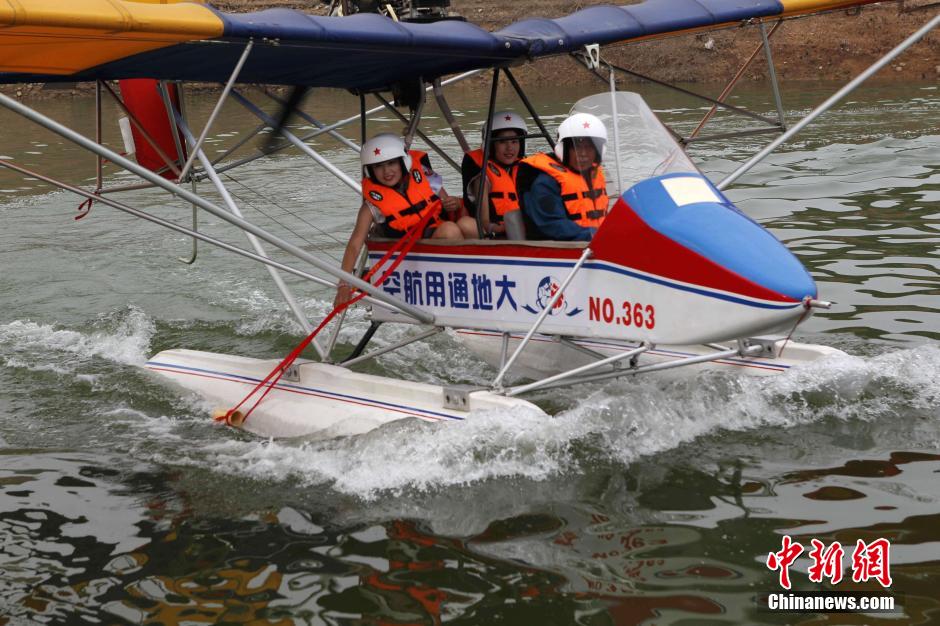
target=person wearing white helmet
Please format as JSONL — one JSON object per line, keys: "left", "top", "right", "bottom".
{"left": 517, "top": 112, "right": 610, "bottom": 241}
{"left": 334, "top": 133, "right": 474, "bottom": 306}
{"left": 462, "top": 110, "right": 527, "bottom": 237}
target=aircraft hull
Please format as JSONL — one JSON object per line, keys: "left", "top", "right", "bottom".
{"left": 370, "top": 173, "right": 817, "bottom": 345}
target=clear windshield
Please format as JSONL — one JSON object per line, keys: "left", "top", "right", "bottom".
{"left": 570, "top": 92, "right": 700, "bottom": 196}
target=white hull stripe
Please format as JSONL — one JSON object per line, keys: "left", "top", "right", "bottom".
{"left": 367, "top": 252, "right": 802, "bottom": 311}
{"left": 145, "top": 361, "right": 464, "bottom": 421}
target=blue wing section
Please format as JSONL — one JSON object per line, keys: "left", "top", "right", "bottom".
{"left": 0, "top": 0, "right": 786, "bottom": 87}
{"left": 497, "top": 0, "right": 782, "bottom": 55}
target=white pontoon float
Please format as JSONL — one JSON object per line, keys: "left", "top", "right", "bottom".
{"left": 1, "top": 0, "right": 936, "bottom": 438}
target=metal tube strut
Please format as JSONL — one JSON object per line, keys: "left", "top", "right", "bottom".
{"left": 475, "top": 68, "right": 501, "bottom": 238}
{"left": 607, "top": 63, "right": 782, "bottom": 129}
{"left": 433, "top": 79, "right": 471, "bottom": 153}
{"left": 175, "top": 114, "right": 322, "bottom": 352}
{"left": 342, "top": 327, "right": 442, "bottom": 367}
{"left": 506, "top": 343, "right": 649, "bottom": 397}
{"left": 232, "top": 89, "right": 362, "bottom": 194}
{"left": 718, "top": 12, "right": 940, "bottom": 190}
{"left": 0, "top": 158, "right": 390, "bottom": 314}
{"left": 0, "top": 93, "right": 431, "bottom": 323}
{"left": 178, "top": 40, "right": 254, "bottom": 182}
{"left": 503, "top": 68, "right": 555, "bottom": 148}
{"left": 492, "top": 247, "right": 593, "bottom": 389}
{"left": 689, "top": 20, "right": 782, "bottom": 139}
{"left": 375, "top": 94, "right": 460, "bottom": 172}
{"left": 157, "top": 82, "right": 188, "bottom": 177}
{"left": 759, "top": 21, "right": 787, "bottom": 131}
{"left": 94, "top": 81, "right": 103, "bottom": 190}
{"left": 530, "top": 344, "right": 764, "bottom": 393}
{"left": 608, "top": 64, "right": 624, "bottom": 197}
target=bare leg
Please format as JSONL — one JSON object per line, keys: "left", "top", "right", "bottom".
{"left": 432, "top": 221, "right": 463, "bottom": 240}
{"left": 456, "top": 216, "right": 479, "bottom": 239}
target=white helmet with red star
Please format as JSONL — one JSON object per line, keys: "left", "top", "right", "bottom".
{"left": 361, "top": 133, "right": 411, "bottom": 177}
{"left": 485, "top": 110, "right": 527, "bottom": 139}
{"left": 554, "top": 112, "right": 607, "bottom": 163}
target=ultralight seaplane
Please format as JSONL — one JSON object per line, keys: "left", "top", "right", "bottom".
{"left": 1, "top": 0, "right": 937, "bottom": 439}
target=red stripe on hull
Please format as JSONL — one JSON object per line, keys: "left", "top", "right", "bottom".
{"left": 590, "top": 199, "right": 797, "bottom": 303}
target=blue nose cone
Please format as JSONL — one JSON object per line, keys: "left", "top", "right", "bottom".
{"left": 622, "top": 174, "right": 817, "bottom": 302}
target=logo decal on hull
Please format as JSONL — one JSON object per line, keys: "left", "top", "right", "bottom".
{"left": 523, "top": 276, "right": 582, "bottom": 317}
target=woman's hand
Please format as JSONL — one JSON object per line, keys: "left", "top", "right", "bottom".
{"left": 333, "top": 281, "right": 355, "bottom": 308}
{"left": 441, "top": 194, "right": 461, "bottom": 213}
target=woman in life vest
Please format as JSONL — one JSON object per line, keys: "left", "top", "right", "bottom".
{"left": 517, "top": 113, "right": 609, "bottom": 241}
{"left": 335, "top": 133, "right": 474, "bottom": 306}
{"left": 461, "top": 111, "right": 527, "bottom": 237}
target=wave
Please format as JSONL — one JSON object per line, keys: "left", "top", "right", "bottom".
{"left": 0, "top": 306, "right": 155, "bottom": 371}
{"left": 149, "top": 343, "right": 940, "bottom": 501}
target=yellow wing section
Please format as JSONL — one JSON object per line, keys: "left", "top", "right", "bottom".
{"left": 779, "top": 0, "right": 882, "bottom": 17}
{"left": 0, "top": 0, "right": 223, "bottom": 75}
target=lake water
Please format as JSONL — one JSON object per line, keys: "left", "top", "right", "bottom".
{"left": 1, "top": 79, "right": 938, "bottom": 624}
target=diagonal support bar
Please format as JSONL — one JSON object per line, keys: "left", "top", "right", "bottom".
{"left": 232, "top": 89, "right": 362, "bottom": 194}
{"left": 178, "top": 40, "right": 254, "bottom": 182}
{"left": 0, "top": 92, "right": 432, "bottom": 324}
{"left": 718, "top": 12, "right": 940, "bottom": 190}
{"left": 374, "top": 94, "right": 460, "bottom": 172}
{"left": 175, "top": 113, "right": 324, "bottom": 355}
{"left": 491, "top": 247, "right": 593, "bottom": 389}
{"left": 505, "top": 343, "right": 649, "bottom": 396}
{"left": 0, "top": 157, "right": 409, "bottom": 317}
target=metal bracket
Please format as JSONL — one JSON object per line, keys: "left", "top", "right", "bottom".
{"left": 443, "top": 385, "right": 480, "bottom": 411}
{"left": 282, "top": 363, "right": 302, "bottom": 382}
{"left": 582, "top": 44, "right": 601, "bottom": 70}
{"left": 737, "top": 336, "right": 779, "bottom": 359}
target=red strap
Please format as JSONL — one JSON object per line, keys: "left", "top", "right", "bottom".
{"left": 219, "top": 204, "right": 439, "bottom": 425}
{"left": 778, "top": 297, "right": 812, "bottom": 357}
{"left": 75, "top": 198, "right": 94, "bottom": 221}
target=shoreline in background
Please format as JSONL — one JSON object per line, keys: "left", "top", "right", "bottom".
{"left": 1, "top": 0, "right": 937, "bottom": 99}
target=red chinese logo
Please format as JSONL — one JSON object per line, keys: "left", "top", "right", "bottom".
{"left": 808, "top": 539, "right": 844, "bottom": 584}
{"left": 373, "top": 147, "right": 382, "bottom": 156}
{"left": 851, "top": 538, "right": 892, "bottom": 588}
{"left": 766, "top": 535, "right": 804, "bottom": 589}
{"left": 767, "top": 536, "right": 892, "bottom": 589}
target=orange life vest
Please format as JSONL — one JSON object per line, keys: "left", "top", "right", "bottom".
{"left": 520, "top": 152, "right": 608, "bottom": 229}
{"left": 362, "top": 150, "right": 442, "bottom": 235}
{"left": 466, "top": 148, "right": 520, "bottom": 221}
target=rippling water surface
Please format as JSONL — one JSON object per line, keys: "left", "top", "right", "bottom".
{"left": 1, "top": 80, "right": 938, "bottom": 624}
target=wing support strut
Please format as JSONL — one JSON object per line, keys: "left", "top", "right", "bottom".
{"left": 492, "top": 247, "right": 594, "bottom": 390}
{"left": 718, "top": 12, "right": 940, "bottom": 189}
{"left": 0, "top": 92, "right": 432, "bottom": 325}
{"left": 0, "top": 158, "right": 412, "bottom": 319}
